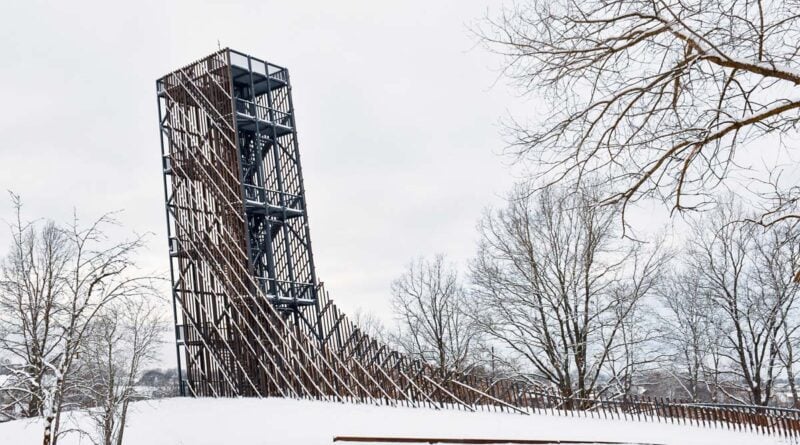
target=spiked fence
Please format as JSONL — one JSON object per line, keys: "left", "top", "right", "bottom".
{"left": 157, "top": 49, "right": 800, "bottom": 438}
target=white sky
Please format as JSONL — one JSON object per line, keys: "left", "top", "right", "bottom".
{"left": 0, "top": 0, "right": 529, "bottom": 321}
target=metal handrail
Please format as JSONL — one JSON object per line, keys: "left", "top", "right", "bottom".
{"left": 235, "top": 98, "right": 291, "bottom": 127}
{"left": 243, "top": 183, "right": 302, "bottom": 205}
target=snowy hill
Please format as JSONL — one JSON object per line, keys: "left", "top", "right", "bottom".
{"left": 0, "top": 397, "right": 788, "bottom": 445}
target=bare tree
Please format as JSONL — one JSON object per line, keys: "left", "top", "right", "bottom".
{"left": 390, "top": 255, "right": 478, "bottom": 374}
{"left": 657, "top": 268, "right": 727, "bottom": 402}
{"left": 603, "top": 294, "right": 664, "bottom": 398}
{"left": 81, "top": 297, "right": 163, "bottom": 445}
{"left": 0, "top": 195, "right": 70, "bottom": 419}
{"left": 480, "top": 0, "right": 800, "bottom": 223}
{"left": 779, "top": 312, "right": 800, "bottom": 407}
{"left": 687, "top": 200, "right": 800, "bottom": 405}
{"left": 468, "top": 185, "right": 665, "bottom": 403}
{"left": 352, "top": 308, "right": 387, "bottom": 343}
{"left": 0, "top": 195, "right": 155, "bottom": 445}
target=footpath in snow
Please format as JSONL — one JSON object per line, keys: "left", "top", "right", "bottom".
{"left": 0, "top": 397, "right": 790, "bottom": 445}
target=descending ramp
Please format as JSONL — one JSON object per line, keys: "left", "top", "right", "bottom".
{"left": 156, "top": 49, "right": 800, "bottom": 438}
{"left": 155, "top": 48, "right": 509, "bottom": 406}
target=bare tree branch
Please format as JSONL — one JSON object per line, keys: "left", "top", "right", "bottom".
{"left": 479, "top": 0, "right": 800, "bottom": 222}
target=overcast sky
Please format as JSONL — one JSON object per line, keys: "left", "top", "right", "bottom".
{"left": 0, "top": 1, "right": 533, "bottom": 321}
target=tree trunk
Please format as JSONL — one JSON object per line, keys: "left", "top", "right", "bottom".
{"left": 42, "top": 414, "right": 54, "bottom": 445}
{"left": 116, "top": 399, "right": 130, "bottom": 445}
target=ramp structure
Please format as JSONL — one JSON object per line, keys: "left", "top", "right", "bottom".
{"left": 156, "top": 49, "right": 800, "bottom": 438}
{"left": 156, "top": 48, "right": 515, "bottom": 404}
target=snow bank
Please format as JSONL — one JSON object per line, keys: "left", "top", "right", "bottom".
{"left": 0, "top": 397, "right": 790, "bottom": 445}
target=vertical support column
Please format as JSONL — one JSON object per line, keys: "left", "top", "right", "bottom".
{"left": 157, "top": 81, "right": 185, "bottom": 396}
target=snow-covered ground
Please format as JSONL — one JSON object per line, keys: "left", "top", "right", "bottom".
{"left": 0, "top": 397, "right": 791, "bottom": 445}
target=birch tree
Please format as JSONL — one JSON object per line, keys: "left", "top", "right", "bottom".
{"left": 0, "top": 195, "right": 155, "bottom": 444}
{"left": 0, "top": 195, "right": 69, "bottom": 418}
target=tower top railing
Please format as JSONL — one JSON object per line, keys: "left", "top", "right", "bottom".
{"left": 229, "top": 49, "right": 288, "bottom": 82}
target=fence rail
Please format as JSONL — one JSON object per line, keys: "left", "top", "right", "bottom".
{"left": 492, "top": 387, "right": 800, "bottom": 438}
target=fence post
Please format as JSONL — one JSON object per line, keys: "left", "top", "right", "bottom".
{"left": 622, "top": 396, "right": 629, "bottom": 422}
{"left": 721, "top": 406, "right": 729, "bottom": 430}
{"left": 768, "top": 410, "right": 775, "bottom": 436}
{"left": 680, "top": 402, "right": 688, "bottom": 427}
{"left": 779, "top": 411, "right": 786, "bottom": 438}
{"left": 663, "top": 398, "right": 671, "bottom": 424}
{"left": 651, "top": 397, "right": 658, "bottom": 423}
{"left": 653, "top": 397, "right": 660, "bottom": 423}
{"left": 635, "top": 395, "right": 642, "bottom": 422}
{"left": 648, "top": 396, "right": 656, "bottom": 423}
{"left": 701, "top": 405, "right": 708, "bottom": 428}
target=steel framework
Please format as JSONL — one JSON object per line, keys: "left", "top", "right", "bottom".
{"left": 155, "top": 49, "right": 800, "bottom": 438}
{"left": 156, "top": 48, "right": 523, "bottom": 404}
